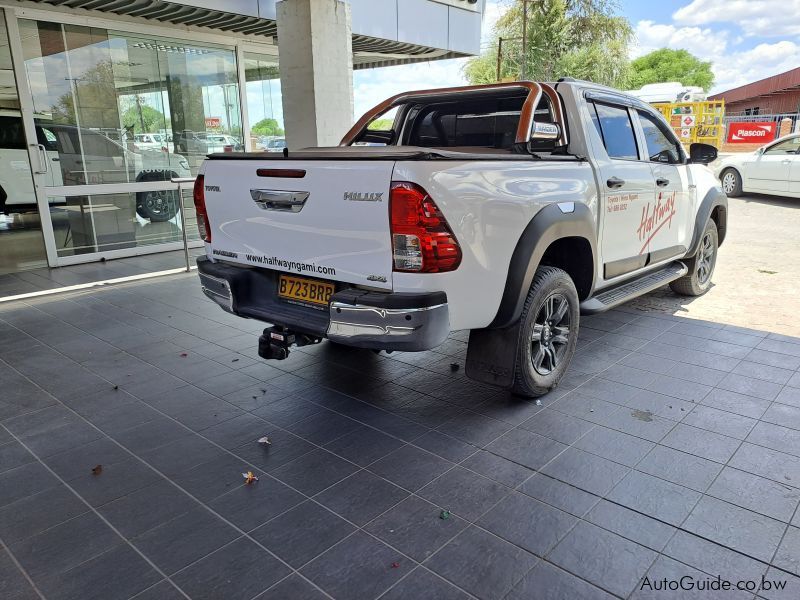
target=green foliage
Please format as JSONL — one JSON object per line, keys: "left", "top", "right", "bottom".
{"left": 368, "top": 118, "right": 394, "bottom": 131}
{"left": 121, "top": 101, "right": 168, "bottom": 133}
{"left": 628, "top": 48, "right": 715, "bottom": 91}
{"left": 251, "top": 118, "right": 285, "bottom": 136}
{"left": 464, "top": 0, "right": 633, "bottom": 89}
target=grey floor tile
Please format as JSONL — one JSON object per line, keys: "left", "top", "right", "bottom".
{"left": 0, "top": 442, "right": 35, "bottom": 473}
{"left": 8, "top": 512, "right": 119, "bottom": 581}
{"left": 549, "top": 520, "right": 657, "bottom": 598}
{"left": 663, "top": 530, "right": 768, "bottom": 583}
{"left": 763, "top": 403, "right": 800, "bottom": 431}
{"left": 459, "top": 450, "right": 533, "bottom": 488}
{"left": 172, "top": 537, "right": 291, "bottom": 600}
{"left": 97, "top": 479, "right": 197, "bottom": 538}
{"left": 777, "top": 386, "right": 800, "bottom": 409}
{"left": 774, "top": 526, "right": 800, "bottom": 577}
{"left": 638, "top": 445, "right": 723, "bottom": 492}
{"left": 573, "top": 425, "right": 655, "bottom": 467}
{"left": 519, "top": 409, "right": 594, "bottom": 445}
{"left": 733, "top": 360, "right": 795, "bottom": 385}
{"left": 747, "top": 421, "right": 800, "bottom": 458}
{"left": 586, "top": 499, "right": 676, "bottom": 552}
{"left": 418, "top": 466, "right": 509, "bottom": 522}
{"left": 592, "top": 405, "right": 675, "bottom": 443}
{"left": 67, "top": 457, "right": 161, "bottom": 507}
{"left": 426, "top": 526, "right": 537, "bottom": 600}
{"left": 716, "top": 373, "right": 785, "bottom": 402}
{"left": 540, "top": 447, "right": 630, "bottom": 496}
{"left": 413, "top": 430, "right": 476, "bottom": 462}
{"left": 644, "top": 374, "right": 712, "bottom": 402}
{"left": 270, "top": 448, "right": 359, "bottom": 496}
{"left": 478, "top": 491, "right": 576, "bottom": 556}
{"left": 36, "top": 544, "right": 161, "bottom": 600}
{"left": 365, "top": 495, "right": 466, "bottom": 562}
{"left": 506, "top": 560, "right": 615, "bottom": 600}
{"left": 632, "top": 555, "right": 752, "bottom": 600}
{"left": 520, "top": 472, "right": 601, "bottom": 517}
{"left": 301, "top": 531, "right": 411, "bottom": 600}
{"left": 171, "top": 454, "right": 258, "bottom": 503}
{"left": 256, "top": 575, "right": 329, "bottom": 600}
{"left": 730, "top": 443, "right": 800, "bottom": 487}
{"left": 485, "top": 427, "right": 566, "bottom": 470}
{"left": 707, "top": 467, "right": 800, "bottom": 523}
{"left": 138, "top": 434, "right": 228, "bottom": 476}
{"left": 660, "top": 423, "right": 741, "bottom": 463}
{"left": 314, "top": 470, "right": 408, "bottom": 526}
{"left": 0, "top": 462, "right": 60, "bottom": 508}
{"left": 368, "top": 445, "right": 453, "bottom": 492}
{"left": 380, "top": 567, "right": 471, "bottom": 600}
{"left": 251, "top": 501, "right": 355, "bottom": 568}
{"left": 209, "top": 475, "right": 305, "bottom": 531}
{"left": 0, "top": 547, "right": 40, "bottom": 600}
{"left": 759, "top": 567, "right": 800, "bottom": 600}
{"left": 0, "top": 485, "right": 88, "bottom": 544}
{"left": 231, "top": 428, "right": 316, "bottom": 473}
{"left": 682, "top": 405, "right": 757, "bottom": 440}
{"left": 607, "top": 470, "right": 701, "bottom": 526}
{"left": 131, "top": 506, "right": 239, "bottom": 575}
{"left": 111, "top": 417, "right": 191, "bottom": 454}
{"left": 436, "top": 411, "right": 513, "bottom": 448}
{"left": 701, "top": 388, "right": 772, "bottom": 419}
{"left": 684, "top": 496, "right": 786, "bottom": 562}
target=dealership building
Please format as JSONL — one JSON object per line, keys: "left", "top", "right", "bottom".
{"left": 0, "top": 0, "right": 484, "bottom": 278}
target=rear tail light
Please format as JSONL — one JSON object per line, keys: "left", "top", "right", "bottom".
{"left": 390, "top": 181, "right": 461, "bottom": 272}
{"left": 223, "top": 145, "right": 233, "bottom": 153}
{"left": 193, "top": 175, "right": 211, "bottom": 242}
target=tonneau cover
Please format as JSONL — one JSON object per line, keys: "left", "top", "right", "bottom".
{"left": 206, "top": 145, "right": 544, "bottom": 161}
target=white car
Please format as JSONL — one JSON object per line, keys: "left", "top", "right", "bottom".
{"left": 133, "top": 133, "right": 169, "bottom": 152}
{"left": 715, "top": 133, "right": 800, "bottom": 198}
{"left": 0, "top": 115, "right": 191, "bottom": 221}
{"left": 194, "top": 79, "right": 726, "bottom": 397}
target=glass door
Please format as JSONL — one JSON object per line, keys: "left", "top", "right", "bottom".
{"left": 0, "top": 9, "right": 49, "bottom": 275}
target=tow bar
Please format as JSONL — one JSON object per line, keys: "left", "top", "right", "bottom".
{"left": 258, "top": 326, "right": 322, "bottom": 360}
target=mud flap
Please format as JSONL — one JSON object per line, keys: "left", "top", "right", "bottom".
{"left": 465, "top": 321, "right": 523, "bottom": 389}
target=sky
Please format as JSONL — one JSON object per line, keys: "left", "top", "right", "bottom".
{"left": 351, "top": 0, "right": 800, "bottom": 118}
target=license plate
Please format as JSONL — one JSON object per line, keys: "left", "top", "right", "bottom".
{"left": 277, "top": 274, "right": 334, "bottom": 307}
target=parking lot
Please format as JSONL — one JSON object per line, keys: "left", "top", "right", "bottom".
{"left": 2, "top": 188, "right": 800, "bottom": 600}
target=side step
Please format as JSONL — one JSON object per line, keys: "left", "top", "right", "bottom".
{"left": 580, "top": 261, "right": 687, "bottom": 315}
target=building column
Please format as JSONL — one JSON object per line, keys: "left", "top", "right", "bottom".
{"left": 276, "top": 0, "right": 354, "bottom": 149}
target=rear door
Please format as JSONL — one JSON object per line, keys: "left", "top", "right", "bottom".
{"left": 587, "top": 100, "right": 659, "bottom": 282}
{"left": 202, "top": 159, "right": 395, "bottom": 290}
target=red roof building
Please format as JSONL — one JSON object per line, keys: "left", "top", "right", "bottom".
{"left": 709, "top": 67, "right": 800, "bottom": 116}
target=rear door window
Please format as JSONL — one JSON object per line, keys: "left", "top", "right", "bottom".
{"left": 591, "top": 102, "right": 639, "bottom": 160}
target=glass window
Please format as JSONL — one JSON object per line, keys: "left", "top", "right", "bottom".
{"left": 593, "top": 102, "right": 638, "bottom": 160}
{"left": 244, "top": 52, "right": 283, "bottom": 152}
{"left": 764, "top": 138, "right": 800, "bottom": 155}
{"left": 20, "top": 19, "right": 242, "bottom": 182}
{"left": 637, "top": 110, "right": 682, "bottom": 164}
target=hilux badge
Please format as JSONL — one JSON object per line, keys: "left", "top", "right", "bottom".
{"left": 344, "top": 191, "right": 383, "bottom": 202}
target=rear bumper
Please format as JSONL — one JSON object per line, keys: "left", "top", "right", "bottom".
{"left": 197, "top": 257, "right": 449, "bottom": 351}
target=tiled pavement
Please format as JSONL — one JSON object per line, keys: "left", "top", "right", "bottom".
{"left": 2, "top": 274, "right": 800, "bottom": 600}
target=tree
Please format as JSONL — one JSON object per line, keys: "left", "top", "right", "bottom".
{"left": 251, "top": 118, "right": 284, "bottom": 136}
{"left": 121, "top": 100, "right": 169, "bottom": 133}
{"left": 464, "top": 0, "right": 633, "bottom": 89}
{"left": 368, "top": 118, "right": 394, "bottom": 131}
{"left": 628, "top": 49, "right": 714, "bottom": 91}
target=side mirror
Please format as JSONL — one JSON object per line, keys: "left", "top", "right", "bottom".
{"left": 689, "top": 143, "right": 718, "bottom": 165}
{"left": 755, "top": 146, "right": 765, "bottom": 155}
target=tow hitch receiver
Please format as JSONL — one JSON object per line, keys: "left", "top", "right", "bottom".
{"left": 258, "top": 326, "right": 322, "bottom": 360}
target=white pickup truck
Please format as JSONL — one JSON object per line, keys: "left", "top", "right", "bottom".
{"left": 194, "top": 79, "right": 727, "bottom": 397}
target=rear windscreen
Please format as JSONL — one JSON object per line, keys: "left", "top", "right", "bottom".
{"left": 404, "top": 93, "right": 525, "bottom": 150}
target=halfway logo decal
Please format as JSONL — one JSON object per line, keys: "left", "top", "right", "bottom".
{"left": 637, "top": 191, "right": 676, "bottom": 254}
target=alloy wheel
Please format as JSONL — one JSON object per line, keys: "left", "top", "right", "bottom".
{"left": 530, "top": 293, "right": 571, "bottom": 376}
{"left": 696, "top": 231, "right": 715, "bottom": 284}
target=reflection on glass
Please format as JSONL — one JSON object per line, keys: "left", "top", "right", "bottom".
{"left": 50, "top": 190, "right": 197, "bottom": 257}
{"left": 20, "top": 19, "right": 243, "bottom": 185}
{"left": 0, "top": 9, "right": 48, "bottom": 274}
{"left": 244, "top": 52, "right": 283, "bottom": 152}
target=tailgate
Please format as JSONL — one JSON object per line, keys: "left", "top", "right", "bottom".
{"left": 202, "top": 159, "right": 395, "bottom": 290}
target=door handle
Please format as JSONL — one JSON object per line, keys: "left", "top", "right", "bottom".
{"left": 656, "top": 177, "right": 670, "bottom": 187}
{"left": 606, "top": 176, "right": 625, "bottom": 189}
{"left": 29, "top": 144, "right": 48, "bottom": 174}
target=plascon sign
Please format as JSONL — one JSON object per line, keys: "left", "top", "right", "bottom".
{"left": 726, "top": 122, "right": 777, "bottom": 144}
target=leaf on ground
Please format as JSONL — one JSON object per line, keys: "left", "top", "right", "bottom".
{"left": 758, "top": 269, "right": 778, "bottom": 275}
{"left": 180, "top": 352, "right": 188, "bottom": 357}
{"left": 91, "top": 465, "right": 103, "bottom": 476}
{"left": 258, "top": 436, "right": 272, "bottom": 446}
{"left": 242, "top": 471, "right": 259, "bottom": 485}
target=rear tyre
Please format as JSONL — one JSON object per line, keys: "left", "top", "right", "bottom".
{"left": 510, "top": 266, "right": 579, "bottom": 398}
{"left": 669, "top": 219, "right": 718, "bottom": 297}
{"left": 136, "top": 189, "right": 179, "bottom": 222}
{"left": 720, "top": 168, "right": 742, "bottom": 197}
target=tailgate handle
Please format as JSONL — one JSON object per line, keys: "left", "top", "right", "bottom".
{"left": 250, "top": 189, "right": 309, "bottom": 213}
